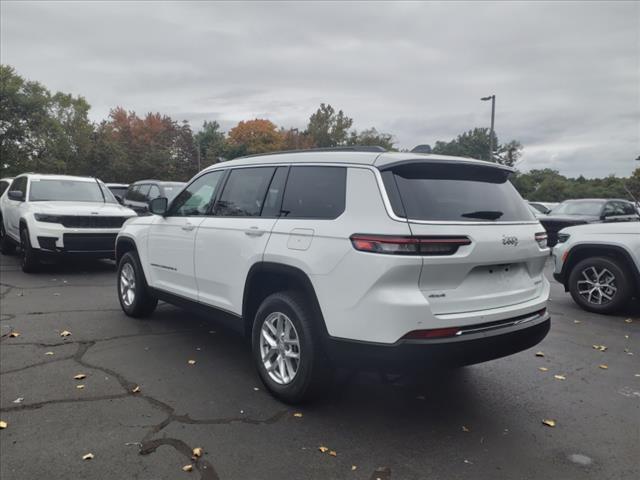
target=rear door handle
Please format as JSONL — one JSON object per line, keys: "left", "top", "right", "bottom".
{"left": 245, "top": 227, "right": 265, "bottom": 237}
{"left": 182, "top": 222, "right": 196, "bottom": 231}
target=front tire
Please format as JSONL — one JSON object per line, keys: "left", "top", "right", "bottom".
{"left": 252, "top": 291, "right": 331, "bottom": 404}
{"left": 0, "top": 220, "right": 16, "bottom": 255}
{"left": 20, "top": 227, "right": 39, "bottom": 273}
{"left": 568, "top": 256, "right": 632, "bottom": 314}
{"left": 117, "top": 251, "right": 158, "bottom": 317}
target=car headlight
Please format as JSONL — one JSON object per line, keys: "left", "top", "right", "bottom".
{"left": 556, "top": 233, "right": 570, "bottom": 244}
{"left": 34, "top": 214, "right": 63, "bottom": 223}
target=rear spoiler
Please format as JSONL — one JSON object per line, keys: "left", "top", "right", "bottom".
{"left": 376, "top": 157, "right": 515, "bottom": 174}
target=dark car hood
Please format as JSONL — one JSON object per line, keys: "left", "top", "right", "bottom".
{"left": 540, "top": 215, "right": 598, "bottom": 224}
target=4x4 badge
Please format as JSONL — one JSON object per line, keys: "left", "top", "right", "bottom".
{"left": 502, "top": 235, "right": 519, "bottom": 246}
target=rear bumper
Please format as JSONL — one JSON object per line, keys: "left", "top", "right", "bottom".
{"left": 325, "top": 310, "right": 550, "bottom": 370}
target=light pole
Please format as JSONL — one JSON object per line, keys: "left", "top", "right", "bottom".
{"left": 481, "top": 95, "right": 496, "bottom": 161}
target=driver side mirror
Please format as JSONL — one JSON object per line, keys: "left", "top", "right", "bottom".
{"left": 149, "top": 197, "right": 168, "bottom": 215}
{"left": 8, "top": 190, "right": 24, "bottom": 201}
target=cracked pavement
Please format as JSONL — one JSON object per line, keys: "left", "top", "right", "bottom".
{"left": 1, "top": 254, "right": 639, "bottom": 479}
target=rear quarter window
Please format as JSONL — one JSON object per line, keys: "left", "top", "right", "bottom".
{"left": 382, "top": 162, "right": 534, "bottom": 222}
{"left": 280, "top": 166, "right": 346, "bottom": 219}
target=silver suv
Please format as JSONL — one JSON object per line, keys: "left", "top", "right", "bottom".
{"left": 115, "top": 148, "right": 551, "bottom": 403}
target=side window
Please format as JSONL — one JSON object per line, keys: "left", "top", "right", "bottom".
{"left": 9, "top": 177, "right": 27, "bottom": 199}
{"left": 604, "top": 202, "right": 624, "bottom": 216}
{"left": 621, "top": 202, "right": 637, "bottom": 215}
{"left": 138, "top": 184, "right": 151, "bottom": 201}
{"left": 0, "top": 181, "right": 8, "bottom": 196}
{"left": 125, "top": 185, "right": 138, "bottom": 201}
{"left": 214, "top": 167, "right": 276, "bottom": 217}
{"left": 168, "top": 171, "right": 224, "bottom": 217}
{"left": 261, "top": 167, "right": 289, "bottom": 217}
{"left": 280, "top": 166, "right": 346, "bottom": 219}
{"left": 148, "top": 184, "right": 161, "bottom": 200}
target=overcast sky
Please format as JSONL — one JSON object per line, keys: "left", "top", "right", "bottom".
{"left": 1, "top": 1, "right": 638, "bottom": 177}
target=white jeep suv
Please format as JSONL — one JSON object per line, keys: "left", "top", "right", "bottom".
{"left": 115, "top": 149, "right": 551, "bottom": 403}
{"left": 0, "top": 174, "right": 136, "bottom": 272}
{"left": 552, "top": 222, "right": 640, "bottom": 313}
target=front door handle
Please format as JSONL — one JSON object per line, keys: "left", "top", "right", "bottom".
{"left": 245, "top": 227, "right": 265, "bottom": 237}
{"left": 182, "top": 222, "right": 196, "bottom": 231}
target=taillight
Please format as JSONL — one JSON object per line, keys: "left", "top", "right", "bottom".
{"left": 350, "top": 234, "right": 471, "bottom": 256}
{"left": 535, "top": 232, "right": 548, "bottom": 249}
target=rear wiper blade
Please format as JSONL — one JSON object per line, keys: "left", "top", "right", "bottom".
{"left": 461, "top": 210, "right": 504, "bottom": 220}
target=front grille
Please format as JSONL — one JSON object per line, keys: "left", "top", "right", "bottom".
{"left": 59, "top": 216, "right": 128, "bottom": 228}
{"left": 62, "top": 233, "right": 117, "bottom": 252}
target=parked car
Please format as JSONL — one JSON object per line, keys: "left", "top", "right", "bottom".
{"left": 0, "top": 174, "right": 136, "bottom": 272}
{"left": 0, "top": 177, "right": 14, "bottom": 197}
{"left": 115, "top": 148, "right": 551, "bottom": 403}
{"left": 552, "top": 222, "right": 640, "bottom": 313}
{"left": 106, "top": 183, "right": 129, "bottom": 204}
{"left": 539, "top": 199, "right": 639, "bottom": 246}
{"left": 122, "top": 180, "right": 185, "bottom": 214}
{"left": 528, "top": 201, "right": 559, "bottom": 215}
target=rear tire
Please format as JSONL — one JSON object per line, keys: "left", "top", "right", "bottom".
{"left": 0, "top": 220, "right": 16, "bottom": 255}
{"left": 117, "top": 251, "right": 158, "bottom": 317}
{"left": 568, "top": 256, "right": 632, "bottom": 314}
{"left": 20, "top": 227, "right": 39, "bottom": 273}
{"left": 252, "top": 291, "right": 332, "bottom": 404}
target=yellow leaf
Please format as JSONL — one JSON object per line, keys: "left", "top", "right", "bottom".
{"left": 318, "top": 446, "right": 329, "bottom": 453}
{"left": 74, "top": 374, "right": 86, "bottom": 380}
{"left": 293, "top": 412, "right": 303, "bottom": 418}
{"left": 328, "top": 450, "right": 337, "bottom": 457}
{"left": 182, "top": 464, "right": 193, "bottom": 472}
{"left": 8, "top": 331, "right": 20, "bottom": 338}
{"left": 0, "top": 420, "right": 7, "bottom": 429}
{"left": 132, "top": 386, "right": 141, "bottom": 393}
{"left": 542, "top": 419, "right": 556, "bottom": 427}
{"left": 535, "top": 351, "right": 544, "bottom": 357}
{"left": 76, "top": 384, "right": 85, "bottom": 389}
{"left": 45, "top": 351, "right": 54, "bottom": 356}
{"left": 599, "top": 364, "right": 608, "bottom": 370}
{"left": 554, "top": 375, "right": 566, "bottom": 381}
{"left": 82, "top": 453, "right": 94, "bottom": 460}
{"left": 592, "top": 345, "right": 607, "bottom": 352}
{"left": 351, "top": 465, "right": 357, "bottom": 471}
{"left": 462, "top": 425, "right": 470, "bottom": 432}
{"left": 625, "top": 318, "right": 633, "bottom": 324}
{"left": 538, "top": 367, "right": 549, "bottom": 372}
{"left": 192, "top": 447, "right": 203, "bottom": 458}
{"left": 60, "top": 330, "right": 72, "bottom": 337}
{"left": 187, "top": 360, "right": 196, "bottom": 365}
{"left": 573, "top": 320, "right": 581, "bottom": 324}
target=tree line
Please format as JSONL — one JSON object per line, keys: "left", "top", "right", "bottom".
{"left": 1, "top": 65, "right": 637, "bottom": 202}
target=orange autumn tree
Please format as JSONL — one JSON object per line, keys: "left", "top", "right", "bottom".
{"left": 227, "top": 119, "right": 284, "bottom": 155}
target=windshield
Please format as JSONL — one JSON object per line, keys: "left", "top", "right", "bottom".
{"left": 29, "top": 179, "right": 112, "bottom": 203}
{"left": 162, "top": 184, "right": 184, "bottom": 202}
{"left": 382, "top": 162, "right": 535, "bottom": 222}
{"left": 551, "top": 201, "right": 604, "bottom": 216}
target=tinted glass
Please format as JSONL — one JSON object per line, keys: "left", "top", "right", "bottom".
{"left": 0, "top": 181, "right": 9, "bottom": 196}
{"left": 168, "top": 171, "right": 224, "bottom": 217}
{"left": 261, "top": 167, "right": 289, "bottom": 217}
{"left": 138, "top": 184, "right": 151, "bottom": 200}
{"left": 29, "top": 179, "right": 106, "bottom": 203}
{"left": 552, "top": 201, "right": 605, "bottom": 216}
{"left": 281, "top": 166, "right": 346, "bottom": 219}
{"left": 214, "top": 167, "right": 275, "bottom": 217}
{"left": 125, "top": 185, "right": 139, "bottom": 201}
{"left": 148, "top": 185, "right": 161, "bottom": 200}
{"left": 10, "top": 177, "right": 27, "bottom": 195}
{"left": 384, "top": 163, "right": 534, "bottom": 222}
{"left": 162, "top": 184, "right": 184, "bottom": 202}
{"left": 108, "top": 186, "right": 128, "bottom": 198}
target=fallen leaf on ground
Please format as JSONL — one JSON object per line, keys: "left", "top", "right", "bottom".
{"left": 82, "top": 453, "right": 94, "bottom": 460}
{"left": 318, "top": 446, "right": 329, "bottom": 453}
{"left": 53, "top": 293, "right": 60, "bottom": 296}
{"left": 0, "top": 420, "right": 7, "bottom": 429}
{"left": 45, "top": 351, "right": 54, "bottom": 356}
{"left": 634, "top": 373, "right": 640, "bottom": 377}
{"left": 535, "top": 351, "right": 545, "bottom": 357}
{"left": 539, "top": 367, "right": 549, "bottom": 372}
{"left": 60, "top": 330, "right": 72, "bottom": 337}
{"left": 599, "top": 364, "right": 608, "bottom": 370}
{"left": 74, "top": 374, "right": 86, "bottom": 380}
{"left": 351, "top": 465, "right": 357, "bottom": 471}
{"left": 293, "top": 412, "right": 303, "bottom": 418}
{"left": 625, "top": 319, "right": 633, "bottom": 324}
{"left": 192, "top": 447, "right": 203, "bottom": 458}
{"left": 554, "top": 374, "right": 566, "bottom": 381}
{"left": 625, "top": 335, "right": 630, "bottom": 339}
{"left": 462, "top": 425, "right": 470, "bottom": 432}
{"left": 12, "top": 397, "right": 24, "bottom": 404}
{"left": 592, "top": 345, "right": 607, "bottom": 352}
{"left": 76, "top": 384, "right": 85, "bottom": 389}
{"left": 253, "top": 387, "right": 259, "bottom": 391}
{"left": 8, "top": 331, "right": 20, "bottom": 338}
{"left": 464, "top": 459, "right": 473, "bottom": 464}
{"left": 328, "top": 450, "right": 337, "bottom": 457}
{"left": 208, "top": 330, "right": 216, "bottom": 334}
{"left": 542, "top": 419, "right": 556, "bottom": 427}
{"left": 131, "top": 386, "right": 141, "bottom": 393}
{"left": 573, "top": 320, "right": 581, "bottom": 324}
{"left": 187, "top": 360, "right": 196, "bottom": 365}
{"left": 182, "top": 464, "right": 193, "bottom": 472}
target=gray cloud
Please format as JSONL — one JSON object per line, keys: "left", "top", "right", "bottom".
{"left": 1, "top": 0, "right": 638, "bottom": 177}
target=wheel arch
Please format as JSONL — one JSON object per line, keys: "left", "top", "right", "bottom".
{"left": 242, "top": 262, "right": 328, "bottom": 340}
{"left": 563, "top": 244, "right": 640, "bottom": 293}
{"left": 115, "top": 235, "right": 138, "bottom": 264}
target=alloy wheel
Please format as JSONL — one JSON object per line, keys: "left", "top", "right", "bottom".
{"left": 577, "top": 266, "right": 617, "bottom": 305}
{"left": 260, "top": 312, "right": 301, "bottom": 385}
{"left": 120, "top": 262, "right": 136, "bottom": 307}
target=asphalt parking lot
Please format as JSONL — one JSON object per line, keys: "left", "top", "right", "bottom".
{"left": 0, "top": 254, "right": 638, "bottom": 480}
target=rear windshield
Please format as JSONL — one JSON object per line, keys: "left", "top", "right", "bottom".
{"left": 551, "top": 201, "right": 604, "bottom": 216}
{"left": 382, "top": 162, "right": 535, "bottom": 222}
{"left": 29, "top": 179, "right": 113, "bottom": 203}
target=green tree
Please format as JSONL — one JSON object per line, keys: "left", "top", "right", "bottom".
{"left": 306, "top": 103, "right": 353, "bottom": 147}
{"left": 346, "top": 127, "right": 395, "bottom": 150}
{"left": 432, "top": 127, "right": 522, "bottom": 166}
{"left": 194, "top": 120, "right": 226, "bottom": 167}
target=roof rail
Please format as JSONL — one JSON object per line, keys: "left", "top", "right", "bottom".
{"left": 239, "top": 145, "right": 386, "bottom": 160}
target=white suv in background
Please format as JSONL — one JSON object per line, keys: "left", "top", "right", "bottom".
{"left": 115, "top": 148, "right": 551, "bottom": 403}
{"left": 0, "top": 174, "right": 136, "bottom": 272}
{"left": 552, "top": 222, "right": 640, "bottom": 313}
